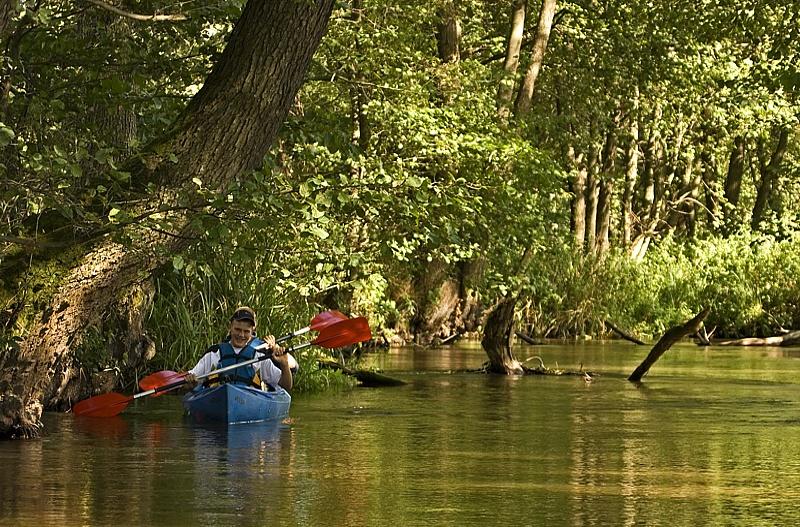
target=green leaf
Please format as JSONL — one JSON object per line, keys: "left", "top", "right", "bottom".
{"left": 0, "top": 123, "right": 15, "bottom": 147}
{"left": 172, "top": 255, "right": 185, "bottom": 271}
{"left": 308, "top": 225, "right": 330, "bottom": 239}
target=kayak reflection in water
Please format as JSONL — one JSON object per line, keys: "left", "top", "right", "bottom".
{"left": 183, "top": 306, "right": 295, "bottom": 393}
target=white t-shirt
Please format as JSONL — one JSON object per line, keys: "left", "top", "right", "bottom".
{"left": 189, "top": 346, "right": 284, "bottom": 389}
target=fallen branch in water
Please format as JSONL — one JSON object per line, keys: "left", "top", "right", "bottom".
{"left": 317, "top": 358, "right": 407, "bottom": 387}
{"left": 628, "top": 307, "right": 710, "bottom": 382}
{"left": 514, "top": 332, "right": 543, "bottom": 345}
{"left": 605, "top": 320, "right": 646, "bottom": 345}
{"left": 471, "top": 355, "right": 596, "bottom": 381}
{"left": 711, "top": 330, "right": 800, "bottom": 347}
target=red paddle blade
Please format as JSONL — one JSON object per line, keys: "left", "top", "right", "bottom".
{"left": 72, "top": 392, "right": 132, "bottom": 417}
{"left": 139, "top": 370, "right": 186, "bottom": 393}
{"left": 313, "top": 317, "right": 372, "bottom": 348}
{"left": 309, "top": 310, "right": 348, "bottom": 331}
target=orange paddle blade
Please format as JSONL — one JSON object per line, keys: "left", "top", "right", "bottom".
{"left": 72, "top": 392, "right": 131, "bottom": 417}
{"left": 313, "top": 317, "right": 372, "bottom": 348}
{"left": 309, "top": 310, "right": 348, "bottom": 330}
{"left": 138, "top": 370, "right": 186, "bottom": 393}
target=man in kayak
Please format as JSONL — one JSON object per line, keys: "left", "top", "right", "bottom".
{"left": 183, "top": 306, "right": 294, "bottom": 392}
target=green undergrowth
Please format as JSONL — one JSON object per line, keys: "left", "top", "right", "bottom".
{"left": 520, "top": 232, "right": 800, "bottom": 340}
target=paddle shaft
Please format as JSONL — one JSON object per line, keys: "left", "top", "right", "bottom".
{"left": 276, "top": 326, "right": 310, "bottom": 344}
{"left": 130, "top": 342, "right": 288, "bottom": 401}
{"left": 141, "top": 341, "right": 312, "bottom": 398}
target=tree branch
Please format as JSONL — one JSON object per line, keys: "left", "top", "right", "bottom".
{"left": 86, "top": 0, "right": 189, "bottom": 22}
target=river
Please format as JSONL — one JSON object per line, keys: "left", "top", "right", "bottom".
{"left": 2, "top": 341, "right": 800, "bottom": 526}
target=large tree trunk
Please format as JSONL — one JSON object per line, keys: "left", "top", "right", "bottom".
{"left": 0, "top": 0, "right": 335, "bottom": 439}
{"left": 513, "top": 0, "right": 557, "bottom": 117}
{"left": 497, "top": 0, "right": 526, "bottom": 122}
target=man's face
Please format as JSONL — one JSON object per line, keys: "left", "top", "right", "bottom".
{"left": 229, "top": 320, "right": 254, "bottom": 348}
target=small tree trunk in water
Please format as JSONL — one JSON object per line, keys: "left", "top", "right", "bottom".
{"left": 628, "top": 308, "right": 709, "bottom": 382}
{"left": 481, "top": 297, "right": 524, "bottom": 374}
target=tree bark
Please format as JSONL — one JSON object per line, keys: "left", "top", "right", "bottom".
{"left": 722, "top": 135, "right": 745, "bottom": 235}
{"left": 497, "top": 0, "right": 526, "bottom": 122}
{"left": 349, "top": 0, "right": 369, "bottom": 152}
{"left": 436, "top": 1, "right": 461, "bottom": 64}
{"left": 751, "top": 127, "right": 790, "bottom": 231}
{"left": 595, "top": 179, "right": 613, "bottom": 255}
{"left": 0, "top": 0, "right": 14, "bottom": 40}
{"left": 568, "top": 146, "right": 587, "bottom": 251}
{"left": 0, "top": 0, "right": 336, "bottom": 439}
{"left": 513, "top": 0, "right": 556, "bottom": 117}
{"left": 622, "top": 108, "right": 639, "bottom": 247}
{"left": 628, "top": 308, "right": 709, "bottom": 382}
{"left": 481, "top": 297, "right": 524, "bottom": 374}
{"left": 584, "top": 146, "right": 599, "bottom": 254}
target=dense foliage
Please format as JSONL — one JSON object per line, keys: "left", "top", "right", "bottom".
{"left": 2, "top": 0, "right": 800, "bottom": 379}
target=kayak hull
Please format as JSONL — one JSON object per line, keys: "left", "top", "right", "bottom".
{"left": 182, "top": 384, "right": 291, "bottom": 425}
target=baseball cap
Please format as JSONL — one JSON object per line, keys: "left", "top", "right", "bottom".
{"left": 230, "top": 306, "right": 256, "bottom": 325}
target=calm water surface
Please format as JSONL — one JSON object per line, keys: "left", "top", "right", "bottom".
{"left": 2, "top": 341, "right": 800, "bottom": 526}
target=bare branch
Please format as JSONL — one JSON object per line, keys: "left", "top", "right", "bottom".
{"left": 86, "top": 0, "right": 189, "bottom": 22}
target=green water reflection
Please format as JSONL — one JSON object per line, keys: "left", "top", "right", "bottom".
{"left": 2, "top": 342, "right": 800, "bottom": 526}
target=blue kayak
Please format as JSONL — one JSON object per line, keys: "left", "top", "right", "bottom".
{"left": 182, "top": 384, "right": 291, "bottom": 425}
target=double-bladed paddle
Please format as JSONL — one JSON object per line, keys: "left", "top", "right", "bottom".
{"left": 72, "top": 316, "right": 371, "bottom": 418}
{"left": 138, "top": 310, "right": 348, "bottom": 392}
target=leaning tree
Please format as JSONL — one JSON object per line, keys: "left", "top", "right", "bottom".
{"left": 0, "top": 0, "right": 335, "bottom": 439}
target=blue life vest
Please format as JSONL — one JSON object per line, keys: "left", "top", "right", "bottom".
{"left": 217, "top": 337, "right": 265, "bottom": 386}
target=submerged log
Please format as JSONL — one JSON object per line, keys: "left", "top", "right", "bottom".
{"left": 713, "top": 330, "right": 800, "bottom": 347}
{"left": 695, "top": 324, "right": 715, "bottom": 346}
{"left": 628, "top": 308, "right": 710, "bottom": 382}
{"left": 605, "top": 320, "right": 646, "bottom": 345}
{"left": 514, "top": 332, "right": 543, "bottom": 346}
{"left": 519, "top": 356, "right": 595, "bottom": 380}
{"left": 317, "top": 358, "right": 407, "bottom": 387}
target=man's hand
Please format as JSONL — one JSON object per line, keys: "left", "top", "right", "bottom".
{"left": 183, "top": 372, "right": 198, "bottom": 388}
{"left": 263, "top": 335, "right": 290, "bottom": 370}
